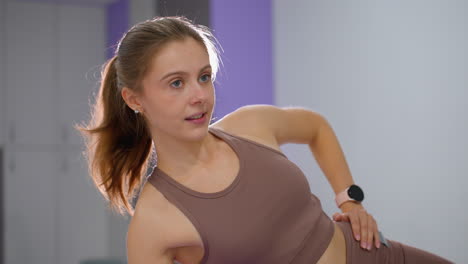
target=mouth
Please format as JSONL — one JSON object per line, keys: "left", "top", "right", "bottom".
{"left": 185, "top": 112, "right": 207, "bottom": 121}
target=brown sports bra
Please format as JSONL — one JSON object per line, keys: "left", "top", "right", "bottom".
{"left": 146, "top": 126, "right": 334, "bottom": 264}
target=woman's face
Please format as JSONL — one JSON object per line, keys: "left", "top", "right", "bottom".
{"left": 138, "top": 37, "right": 215, "bottom": 141}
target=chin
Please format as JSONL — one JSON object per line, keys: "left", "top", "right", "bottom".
{"left": 182, "top": 124, "right": 208, "bottom": 136}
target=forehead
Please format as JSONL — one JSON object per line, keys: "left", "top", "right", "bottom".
{"left": 149, "top": 37, "right": 209, "bottom": 75}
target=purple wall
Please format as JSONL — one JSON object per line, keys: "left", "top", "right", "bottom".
{"left": 106, "top": 0, "right": 129, "bottom": 59}
{"left": 210, "top": 0, "right": 274, "bottom": 119}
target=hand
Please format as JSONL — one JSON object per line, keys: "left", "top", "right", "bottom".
{"left": 332, "top": 202, "right": 381, "bottom": 250}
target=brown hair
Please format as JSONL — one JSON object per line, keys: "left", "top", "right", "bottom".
{"left": 75, "top": 16, "right": 222, "bottom": 216}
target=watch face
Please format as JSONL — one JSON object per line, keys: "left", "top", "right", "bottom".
{"left": 348, "top": 185, "right": 364, "bottom": 202}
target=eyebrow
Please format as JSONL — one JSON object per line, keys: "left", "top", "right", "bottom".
{"left": 159, "top": 64, "right": 212, "bottom": 82}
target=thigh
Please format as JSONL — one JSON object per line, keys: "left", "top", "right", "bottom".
{"left": 390, "top": 240, "right": 454, "bottom": 264}
{"left": 335, "top": 221, "right": 404, "bottom": 264}
{"left": 335, "top": 221, "right": 454, "bottom": 264}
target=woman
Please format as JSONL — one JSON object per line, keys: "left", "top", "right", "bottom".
{"left": 77, "top": 16, "right": 453, "bottom": 264}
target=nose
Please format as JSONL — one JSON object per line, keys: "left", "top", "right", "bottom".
{"left": 189, "top": 82, "right": 208, "bottom": 105}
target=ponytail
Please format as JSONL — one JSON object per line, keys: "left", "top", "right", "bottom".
{"left": 76, "top": 56, "right": 153, "bottom": 216}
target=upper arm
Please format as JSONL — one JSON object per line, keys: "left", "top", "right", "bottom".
{"left": 127, "top": 204, "right": 175, "bottom": 264}
{"left": 220, "top": 104, "right": 326, "bottom": 146}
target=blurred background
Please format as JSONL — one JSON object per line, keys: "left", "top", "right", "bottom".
{"left": 0, "top": 0, "right": 466, "bottom": 263}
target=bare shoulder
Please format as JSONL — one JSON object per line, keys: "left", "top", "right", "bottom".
{"left": 127, "top": 184, "right": 200, "bottom": 263}
{"left": 127, "top": 184, "right": 178, "bottom": 263}
{"left": 211, "top": 104, "right": 325, "bottom": 146}
{"left": 210, "top": 105, "right": 282, "bottom": 152}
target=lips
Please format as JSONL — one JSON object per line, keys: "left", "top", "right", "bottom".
{"left": 185, "top": 112, "right": 206, "bottom": 120}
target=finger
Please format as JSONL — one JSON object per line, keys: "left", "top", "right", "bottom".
{"left": 333, "top": 213, "right": 340, "bottom": 221}
{"left": 339, "top": 213, "right": 350, "bottom": 222}
{"left": 373, "top": 218, "right": 381, "bottom": 249}
{"left": 366, "top": 214, "right": 374, "bottom": 250}
{"left": 359, "top": 209, "right": 368, "bottom": 249}
{"left": 348, "top": 212, "right": 361, "bottom": 241}
{"left": 333, "top": 212, "right": 343, "bottom": 221}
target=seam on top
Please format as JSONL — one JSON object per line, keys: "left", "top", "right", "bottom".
{"left": 287, "top": 223, "right": 318, "bottom": 264}
{"left": 288, "top": 211, "right": 335, "bottom": 264}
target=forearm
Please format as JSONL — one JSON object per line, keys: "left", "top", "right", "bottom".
{"left": 308, "top": 118, "right": 356, "bottom": 201}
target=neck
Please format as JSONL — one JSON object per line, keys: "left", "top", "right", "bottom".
{"left": 152, "top": 127, "right": 218, "bottom": 176}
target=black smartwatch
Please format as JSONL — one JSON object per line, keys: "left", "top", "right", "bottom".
{"left": 335, "top": 184, "right": 364, "bottom": 207}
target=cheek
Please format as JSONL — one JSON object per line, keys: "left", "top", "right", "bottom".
{"left": 208, "top": 84, "right": 216, "bottom": 99}
{"left": 143, "top": 96, "right": 183, "bottom": 123}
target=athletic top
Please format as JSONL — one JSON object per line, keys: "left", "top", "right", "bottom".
{"left": 146, "top": 126, "right": 335, "bottom": 264}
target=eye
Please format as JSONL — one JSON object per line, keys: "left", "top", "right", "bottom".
{"left": 199, "top": 73, "right": 212, "bottom": 83}
{"left": 170, "top": 79, "right": 183, "bottom": 88}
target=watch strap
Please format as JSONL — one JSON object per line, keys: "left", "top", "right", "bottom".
{"left": 335, "top": 187, "right": 351, "bottom": 208}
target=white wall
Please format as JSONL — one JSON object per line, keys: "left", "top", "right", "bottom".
{"left": 2, "top": 0, "right": 157, "bottom": 262}
{"left": 2, "top": 1, "right": 111, "bottom": 263}
{"left": 274, "top": 1, "right": 467, "bottom": 262}
{"left": 0, "top": 0, "right": 5, "bottom": 147}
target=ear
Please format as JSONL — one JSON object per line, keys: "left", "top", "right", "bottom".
{"left": 121, "top": 87, "right": 143, "bottom": 112}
